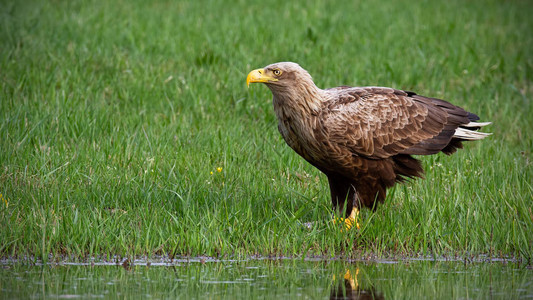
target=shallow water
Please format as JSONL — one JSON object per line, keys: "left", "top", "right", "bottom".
{"left": 1, "top": 258, "right": 532, "bottom": 299}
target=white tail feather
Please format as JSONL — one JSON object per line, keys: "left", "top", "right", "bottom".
{"left": 454, "top": 127, "right": 492, "bottom": 140}
{"left": 463, "top": 121, "right": 492, "bottom": 128}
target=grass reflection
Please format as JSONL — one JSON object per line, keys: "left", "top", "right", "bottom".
{"left": 1, "top": 259, "right": 532, "bottom": 299}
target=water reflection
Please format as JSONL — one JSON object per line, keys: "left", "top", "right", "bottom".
{"left": 0, "top": 259, "right": 531, "bottom": 299}
{"left": 331, "top": 268, "right": 384, "bottom": 300}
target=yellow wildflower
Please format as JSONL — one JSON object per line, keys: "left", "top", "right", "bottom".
{"left": 0, "top": 193, "right": 7, "bottom": 208}
{"left": 217, "top": 167, "right": 223, "bottom": 173}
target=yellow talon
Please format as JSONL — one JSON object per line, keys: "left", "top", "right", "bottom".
{"left": 333, "top": 208, "right": 360, "bottom": 230}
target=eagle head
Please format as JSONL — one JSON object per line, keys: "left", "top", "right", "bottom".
{"left": 246, "top": 62, "right": 313, "bottom": 89}
{"left": 246, "top": 62, "right": 321, "bottom": 114}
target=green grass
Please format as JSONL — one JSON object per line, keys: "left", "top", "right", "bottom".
{"left": 1, "top": 0, "right": 532, "bottom": 262}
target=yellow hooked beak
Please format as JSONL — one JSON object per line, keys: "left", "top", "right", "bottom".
{"left": 246, "top": 68, "right": 278, "bottom": 87}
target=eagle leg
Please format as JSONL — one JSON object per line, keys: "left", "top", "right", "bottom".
{"left": 327, "top": 174, "right": 361, "bottom": 230}
{"left": 344, "top": 207, "right": 360, "bottom": 230}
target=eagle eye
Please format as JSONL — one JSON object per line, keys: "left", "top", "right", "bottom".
{"left": 273, "top": 69, "right": 282, "bottom": 76}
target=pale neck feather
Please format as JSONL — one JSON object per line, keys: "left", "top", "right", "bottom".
{"left": 268, "top": 79, "right": 325, "bottom": 121}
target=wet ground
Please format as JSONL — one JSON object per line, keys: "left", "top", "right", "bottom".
{"left": 1, "top": 257, "right": 532, "bottom": 299}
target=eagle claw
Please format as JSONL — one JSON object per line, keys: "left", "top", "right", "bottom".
{"left": 333, "top": 208, "right": 360, "bottom": 230}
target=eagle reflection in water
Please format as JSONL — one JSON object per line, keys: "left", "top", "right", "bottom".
{"left": 330, "top": 268, "right": 384, "bottom": 300}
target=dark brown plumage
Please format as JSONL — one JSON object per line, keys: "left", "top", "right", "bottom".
{"left": 247, "top": 62, "right": 491, "bottom": 226}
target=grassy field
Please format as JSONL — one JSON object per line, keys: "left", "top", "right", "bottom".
{"left": 1, "top": 0, "right": 532, "bottom": 262}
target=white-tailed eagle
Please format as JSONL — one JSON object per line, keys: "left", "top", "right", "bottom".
{"left": 247, "top": 62, "right": 491, "bottom": 229}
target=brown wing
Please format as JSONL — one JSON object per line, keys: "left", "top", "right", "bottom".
{"left": 321, "top": 87, "right": 471, "bottom": 158}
